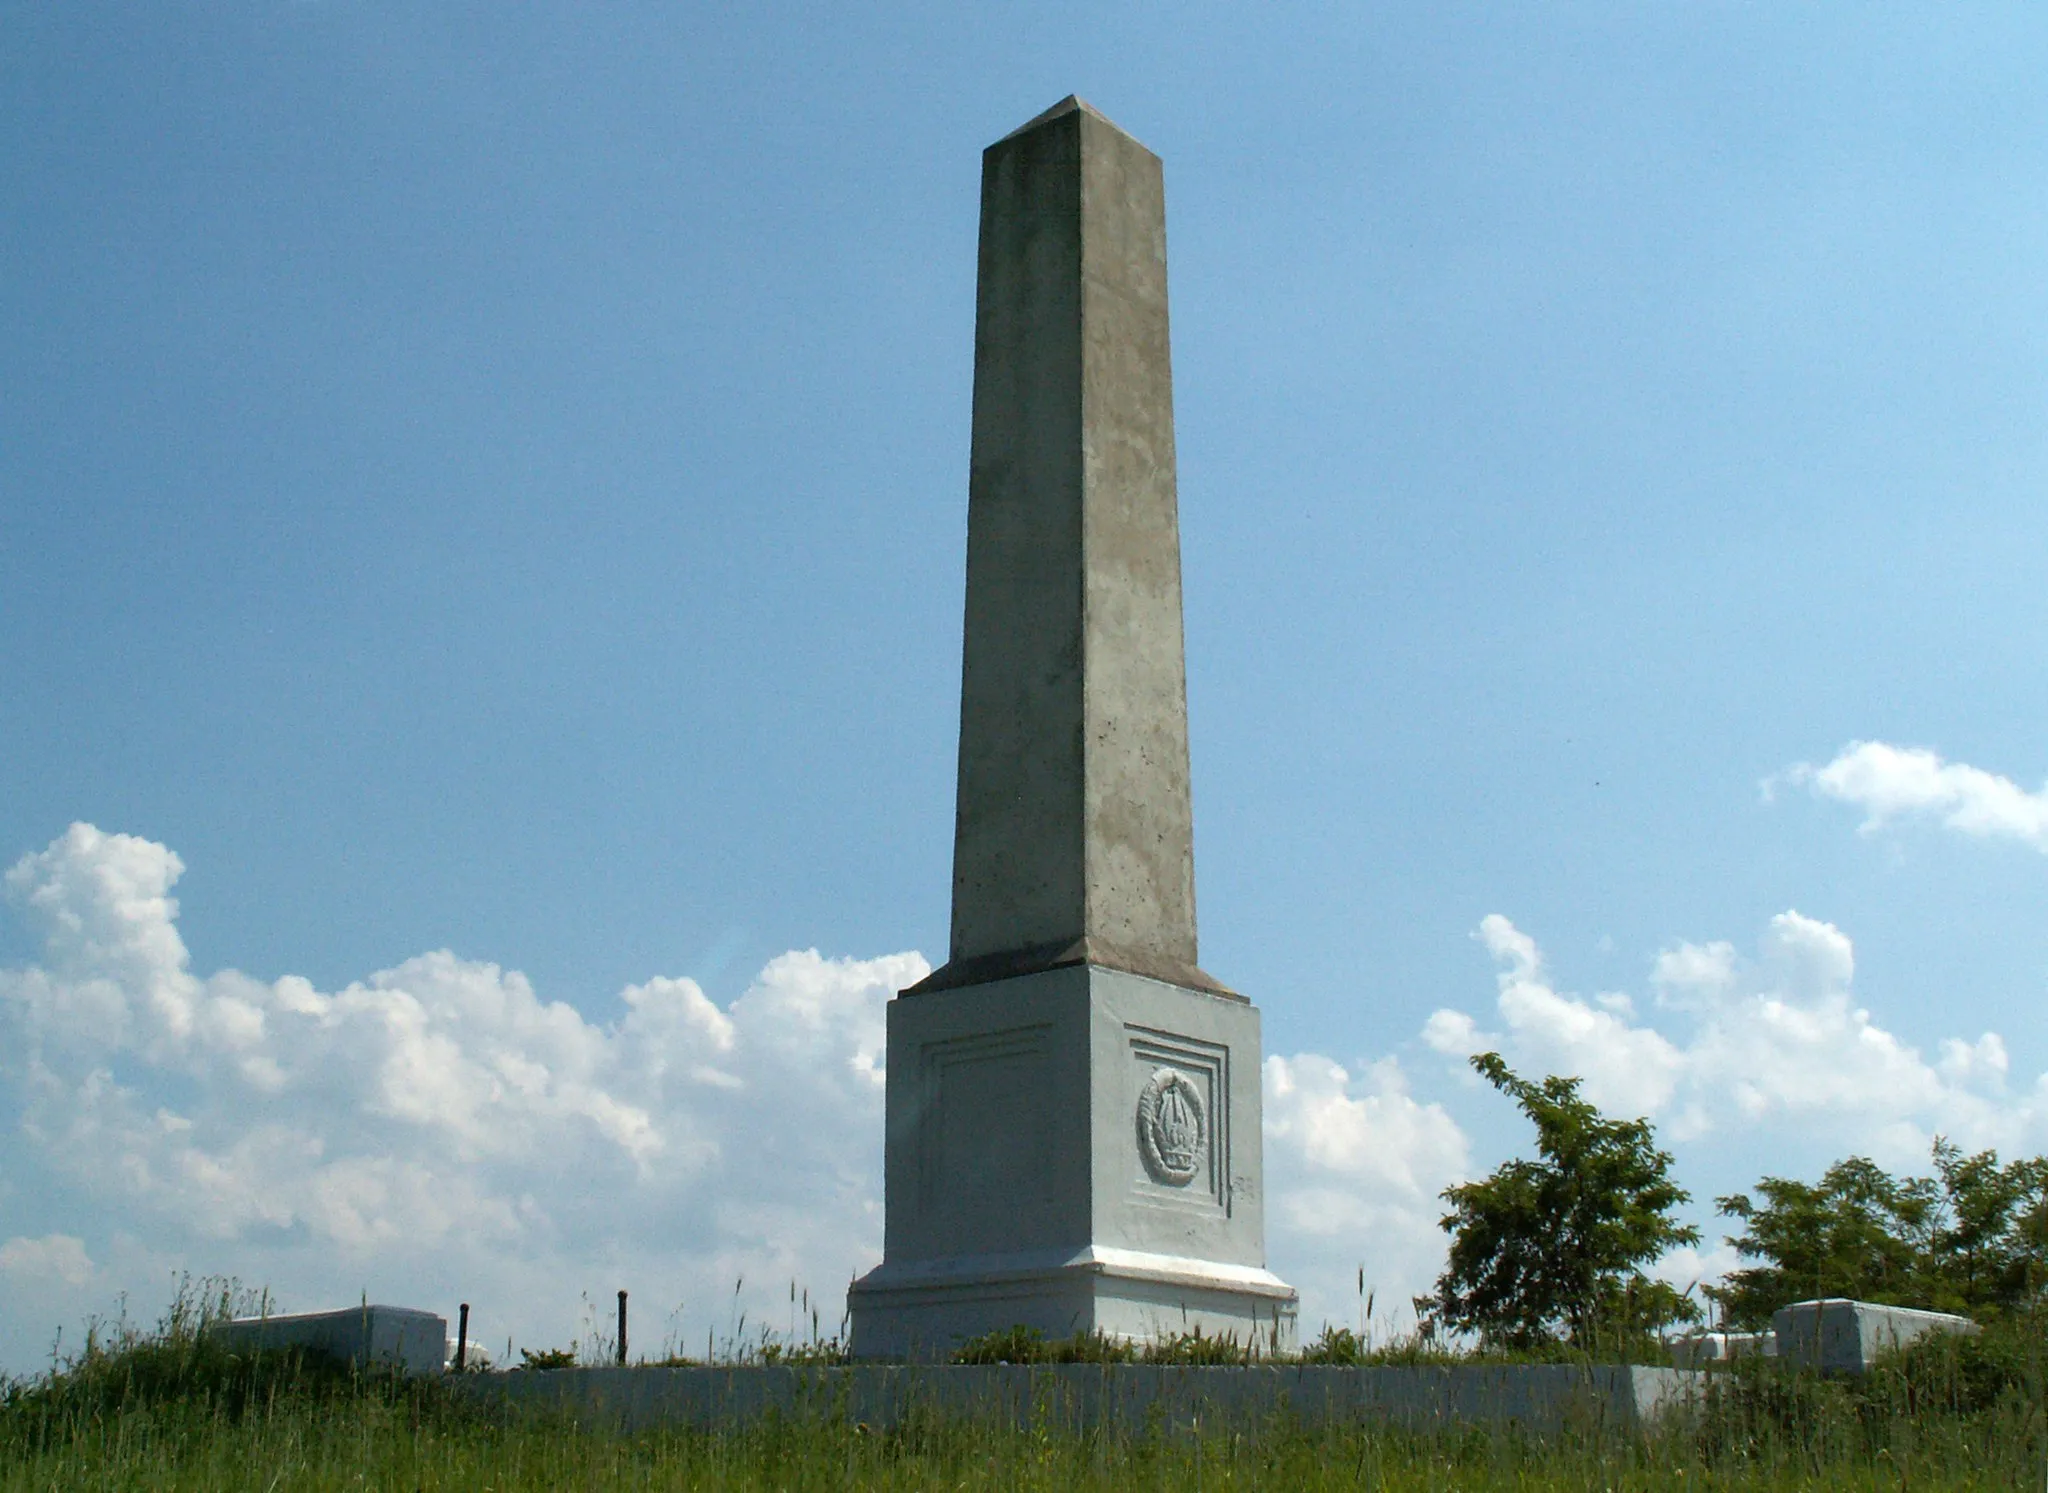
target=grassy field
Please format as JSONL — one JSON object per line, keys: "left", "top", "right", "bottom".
{"left": 5, "top": 1290, "right": 2046, "bottom": 1490}
{"left": 5, "top": 1390, "right": 2042, "bottom": 1492}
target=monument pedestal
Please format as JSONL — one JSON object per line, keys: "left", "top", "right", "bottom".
{"left": 848, "top": 964, "right": 1296, "bottom": 1358}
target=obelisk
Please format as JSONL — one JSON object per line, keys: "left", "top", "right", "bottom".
{"left": 847, "top": 97, "right": 1296, "bottom": 1358}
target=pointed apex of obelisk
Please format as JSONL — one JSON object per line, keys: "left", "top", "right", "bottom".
{"left": 994, "top": 95, "right": 1144, "bottom": 149}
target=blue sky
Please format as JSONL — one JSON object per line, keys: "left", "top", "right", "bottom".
{"left": 5, "top": 3, "right": 2048, "bottom": 1369}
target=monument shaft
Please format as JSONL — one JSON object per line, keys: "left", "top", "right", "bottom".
{"left": 849, "top": 99, "right": 1293, "bottom": 1358}
{"left": 938, "top": 97, "right": 1216, "bottom": 994}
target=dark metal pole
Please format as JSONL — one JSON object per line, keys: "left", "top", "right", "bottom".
{"left": 455, "top": 1303, "right": 469, "bottom": 1372}
{"left": 617, "top": 1290, "right": 628, "bottom": 1366}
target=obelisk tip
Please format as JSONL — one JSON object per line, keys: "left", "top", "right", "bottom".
{"left": 993, "top": 95, "right": 1138, "bottom": 147}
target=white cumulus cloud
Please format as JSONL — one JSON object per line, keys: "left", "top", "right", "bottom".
{"left": 1460, "top": 914, "right": 1685, "bottom": 1117}
{"left": 1425, "top": 909, "right": 2028, "bottom": 1163}
{"left": 1782, "top": 741, "right": 2048, "bottom": 851}
{"left": 1263, "top": 1053, "right": 1470, "bottom": 1339}
{"left": 0, "top": 823, "right": 922, "bottom": 1371}
{"left": 0, "top": 1234, "right": 92, "bottom": 1288}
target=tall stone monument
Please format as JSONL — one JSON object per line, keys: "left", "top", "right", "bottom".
{"left": 847, "top": 97, "right": 1297, "bottom": 1357}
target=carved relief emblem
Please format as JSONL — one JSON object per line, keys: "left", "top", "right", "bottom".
{"left": 1137, "top": 1067, "right": 1206, "bottom": 1186}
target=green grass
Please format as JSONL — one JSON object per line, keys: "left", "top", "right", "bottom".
{"left": 4, "top": 1390, "right": 2042, "bottom": 1492}
{"left": 6, "top": 1285, "right": 2048, "bottom": 1490}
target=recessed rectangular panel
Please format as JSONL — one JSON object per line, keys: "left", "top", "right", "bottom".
{"left": 1127, "top": 1025, "right": 1229, "bottom": 1214}
{"left": 921, "top": 1026, "right": 1053, "bottom": 1217}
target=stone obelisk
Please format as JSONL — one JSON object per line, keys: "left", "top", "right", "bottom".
{"left": 847, "top": 97, "right": 1296, "bottom": 1357}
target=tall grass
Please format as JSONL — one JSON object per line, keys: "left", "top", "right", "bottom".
{"left": 5, "top": 1391, "right": 2037, "bottom": 1491}
{"left": 5, "top": 1285, "right": 2046, "bottom": 1490}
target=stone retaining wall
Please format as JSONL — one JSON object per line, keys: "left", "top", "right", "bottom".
{"left": 457, "top": 1362, "right": 1698, "bottom": 1433}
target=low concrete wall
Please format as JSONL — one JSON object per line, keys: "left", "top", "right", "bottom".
{"left": 457, "top": 1362, "right": 1698, "bottom": 1434}
{"left": 210, "top": 1305, "right": 446, "bottom": 1376}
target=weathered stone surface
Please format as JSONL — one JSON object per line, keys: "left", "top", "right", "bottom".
{"left": 921, "top": 95, "right": 1220, "bottom": 998}
{"left": 210, "top": 1305, "right": 447, "bottom": 1376}
{"left": 1772, "top": 1299, "right": 1977, "bottom": 1373}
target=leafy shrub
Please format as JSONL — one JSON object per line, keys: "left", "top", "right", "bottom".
{"left": 754, "top": 1338, "right": 852, "bottom": 1366}
{"left": 951, "top": 1326, "right": 1132, "bottom": 1364}
{"left": 1140, "top": 1328, "right": 1261, "bottom": 1365}
{"left": 1298, "top": 1325, "right": 1365, "bottom": 1364}
{"left": 517, "top": 1347, "right": 579, "bottom": 1371}
{"left": 952, "top": 1323, "right": 1310, "bottom": 1367}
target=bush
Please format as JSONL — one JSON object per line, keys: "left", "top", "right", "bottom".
{"left": 1139, "top": 1328, "right": 1259, "bottom": 1365}
{"left": 516, "top": 1347, "right": 579, "bottom": 1371}
{"left": 1422, "top": 1053, "right": 1700, "bottom": 1350}
{"left": 951, "top": 1326, "right": 1131, "bottom": 1364}
{"left": 949, "top": 1324, "right": 1283, "bottom": 1366}
{"left": 1297, "top": 1325, "right": 1365, "bottom": 1365}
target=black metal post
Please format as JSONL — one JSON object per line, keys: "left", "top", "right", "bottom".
{"left": 617, "top": 1290, "right": 628, "bottom": 1366}
{"left": 455, "top": 1302, "right": 469, "bottom": 1372}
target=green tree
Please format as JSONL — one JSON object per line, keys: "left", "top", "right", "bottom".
{"left": 1422, "top": 1053, "right": 1700, "bottom": 1349}
{"left": 1927, "top": 1138, "right": 2048, "bottom": 1316}
{"left": 1711, "top": 1141, "right": 2048, "bottom": 1328}
{"left": 1710, "top": 1157, "right": 1934, "bottom": 1327}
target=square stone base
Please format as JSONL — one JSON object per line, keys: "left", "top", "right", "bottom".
{"left": 848, "top": 961, "right": 1295, "bottom": 1360}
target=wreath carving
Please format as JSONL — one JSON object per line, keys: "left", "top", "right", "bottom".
{"left": 1137, "top": 1067, "right": 1206, "bottom": 1186}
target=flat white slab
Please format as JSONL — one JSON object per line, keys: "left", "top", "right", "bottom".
{"left": 1670, "top": 1329, "right": 1775, "bottom": 1368}
{"left": 1771, "top": 1298, "right": 1977, "bottom": 1373}
{"left": 209, "top": 1305, "right": 447, "bottom": 1376}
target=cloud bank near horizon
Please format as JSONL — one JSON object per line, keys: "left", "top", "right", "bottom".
{"left": 4, "top": 795, "right": 2044, "bottom": 1370}
{"left": 1424, "top": 910, "right": 2027, "bottom": 1163}
{"left": 0, "top": 823, "right": 923, "bottom": 1369}
{"left": 0, "top": 823, "right": 1471, "bottom": 1363}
